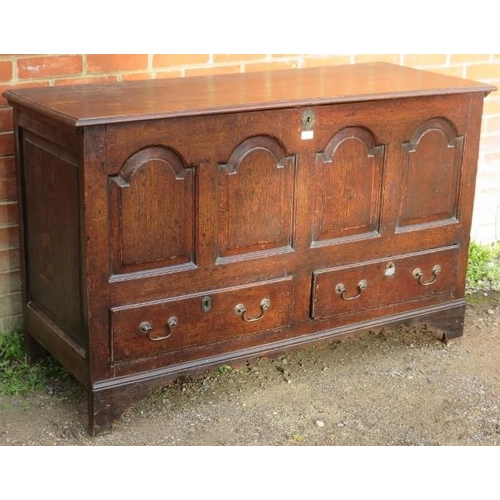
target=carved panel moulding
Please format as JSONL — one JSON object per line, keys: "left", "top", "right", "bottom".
{"left": 217, "top": 135, "right": 296, "bottom": 262}
{"left": 109, "top": 146, "right": 196, "bottom": 277}
{"left": 312, "top": 127, "right": 385, "bottom": 246}
{"left": 398, "top": 118, "right": 464, "bottom": 231}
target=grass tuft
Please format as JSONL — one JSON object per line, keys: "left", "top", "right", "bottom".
{"left": 466, "top": 241, "right": 500, "bottom": 294}
{"left": 0, "top": 330, "right": 73, "bottom": 396}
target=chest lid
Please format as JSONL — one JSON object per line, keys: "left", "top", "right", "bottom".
{"left": 3, "top": 62, "right": 495, "bottom": 127}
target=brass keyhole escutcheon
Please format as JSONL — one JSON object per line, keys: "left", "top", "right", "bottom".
{"left": 202, "top": 295, "right": 212, "bottom": 313}
{"left": 301, "top": 109, "right": 315, "bottom": 131}
{"left": 385, "top": 262, "right": 396, "bottom": 277}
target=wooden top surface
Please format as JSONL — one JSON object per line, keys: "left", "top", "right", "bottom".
{"left": 3, "top": 62, "right": 495, "bottom": 127}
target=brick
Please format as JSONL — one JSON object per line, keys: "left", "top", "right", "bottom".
{"left": 213, "top": 54, "right": 265, "bottom": 63}
{"left": 0, "top": 107, "right": 13, "bottom": 132}
{"left": 244, "top": 61, "right": 298, "bottom": 73}
{"left": 0, "top": 202, "right": 18, "bottom": 225}
{"left": 483, "top": 98, "right": 500, "bottom": 115}
{"left": 0, "top": 132, "right": 14, "bottom": 156}
{"left": 1, "top": 80, "right": 50, "bottom": 106}
{"left": 0, "top": 247, "right": 19, "bottom": 272}
{"left": 0, "top": 269, "right": 21, "bottom": 294}
{"left": 184, "top": 65, "right": 241, "bottom": 77}
{"left": 0, "top": 60, "right": 13, "bottom": 82}
{"left": 120, "top": 72, "right": 154, "bottom": 81}
{"left": 353, "top": 54, "right": 400, "bottom": 64}
{"left": 17, "top": 55, "right": 83, "bottom": 79}
{"left": 466, "top": 63, "right": 500, "bottom": 81}
{"left": 0, "top": 314, "right": 22, "bottom": 333}
{"left": 121, "top": 70, "right": 182, "bottom": 81}
{"left": 54, "top": 75, "right": 118, "bottom": 86}
{"left": 450, "top": 54, "right": 491, "bottom": 63}
{"left": 404, "top": 54, "right": 447, "bottom": 66}
{"left": 0, "top": 156, "right": 15, "bottom": 179}
{"left": 470, "top": 222, "right": 497, "bottom": 243}
{"left": 479, "top": 135, "right": 500, "bottom": 154}
{"left": 483, "top": 152, "right": 500, "bottom": 166}
{"left": 0, "top": 292, "right": 22, "bottom": 316}
{"left": 476, "top": 170, "right": 500, "bottom": 186}
{"left": 303, "top": 55, "right": 350, "bottom": 67}
{"left": 153, "top": 54, "right": 209, "bottom": 67}
{"left": 86, "top": 54, "right": 148, "bottom": 73}
{"left": 0, "top": 224, "right": 19, "bottom": 249}
{"left": 484, "top": 115, "right": 500, "bottom": 134}
{"left": 425, "top": 66, "right": 464, "bottom": 78}
{"left": 0, "top": 178, "right": 17, "bottom": 201}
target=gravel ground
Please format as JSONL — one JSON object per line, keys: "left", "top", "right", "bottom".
{"left": 1, "top": 291, "right": 499, "bottom": 446}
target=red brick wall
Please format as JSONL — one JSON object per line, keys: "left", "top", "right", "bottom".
{"left": 1, "top": 54, "right": 499, "bottom": 331}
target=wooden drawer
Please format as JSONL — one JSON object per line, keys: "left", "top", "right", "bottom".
{"left": 111, "top": 276, "right": 294, "bottom": 362}
{"left": 311, "top": 246, "right": 460, "bottom": 320}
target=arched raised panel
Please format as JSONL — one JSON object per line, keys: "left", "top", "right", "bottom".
{"left": 109, "top": 146, "right": 195, "bottom": 275}
{"left": 398, "top": 118, "right": 464, "bottom": 230}
{"left": 312, "top": 127, "right": 385, "bottom": 245}
{"left": 217, "top": 136, "right": 296, "bottom": 261}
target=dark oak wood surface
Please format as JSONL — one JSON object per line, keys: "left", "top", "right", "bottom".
{"left": 3, "top": 63, "right": 495, "bottom": 126}
{"left": 4, "top": 64, "right": 493, "bottom": 435}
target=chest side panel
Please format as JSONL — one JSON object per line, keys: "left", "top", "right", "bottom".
{"left": 20, "top": 123, "right": 83, "bottom": 346}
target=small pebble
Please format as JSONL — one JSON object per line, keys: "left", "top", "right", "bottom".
{"left": 487, "top": 309, "right": 495, "bottom": 315}
{"left": 337, "top": 422, "right": 346, "bottom": 427}
{"left": 316, "top": 420, "right": 325, "bottom": 427}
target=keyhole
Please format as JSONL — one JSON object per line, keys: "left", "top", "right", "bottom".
{"left": 202, "top": 295, "right": 212, "bottom": 312}
{"left": 302, "top": 110, "right": 315, "bottom": 131}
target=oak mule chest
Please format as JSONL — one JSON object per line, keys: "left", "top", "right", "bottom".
{"left": 4, "top": 63, "right": 494, "bottom": 435}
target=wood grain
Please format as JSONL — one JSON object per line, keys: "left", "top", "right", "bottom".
{"left": 3, "top": 63, "right": 495, "bottom": 127}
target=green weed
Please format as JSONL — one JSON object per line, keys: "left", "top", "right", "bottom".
{"left": 217, "top": 364, "right": 232, "bottom": 375}
{"left": 0, "top": 330, "right": 72, "bottom": 396}
{"left": 466, "top": 241, "right": 500, "bottom": 294}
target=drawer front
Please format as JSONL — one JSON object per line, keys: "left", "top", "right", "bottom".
{"left": 311, "top": 246, "right": 460, "bottom": 320}
{"left": 111, "top": 276, "right": 294, "bottom": 362}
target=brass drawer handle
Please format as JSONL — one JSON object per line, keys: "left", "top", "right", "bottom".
{"left": 235, "top": 298, "right": 270, "bottom": 322}
{"left": 140, "top": 316, "right": 178, "bottom": 341}
{"left": 335, "top": 279, "right": 367, "bottom": 301}
{"left": 413, "top": 265, "right": 441, "bottom": 286}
